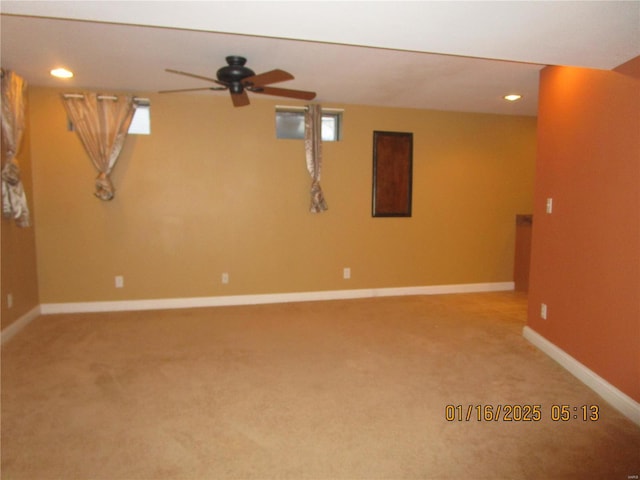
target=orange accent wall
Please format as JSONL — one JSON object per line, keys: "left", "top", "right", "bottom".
{"left": 527, "top": 63, "right": 640, "bottom": 402}
{"left": 614, "top": 55, "right": 640, "bottom": 79}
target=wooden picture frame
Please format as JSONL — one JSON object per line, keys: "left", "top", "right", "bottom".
{"left": 372, "top": 131, "right": 413, "bottom": 217}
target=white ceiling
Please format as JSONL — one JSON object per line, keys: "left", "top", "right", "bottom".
{"left": 1, "top": 1, "right": 639, "bottom": 116}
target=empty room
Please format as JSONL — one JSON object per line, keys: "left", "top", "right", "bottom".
{"left": 1, "top": 2, "right": 639, "bottom": 479}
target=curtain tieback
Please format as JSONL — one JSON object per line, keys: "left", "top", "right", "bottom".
{"left": 95, "top": 172, "right": 115, "bottom": 201}
{"left": 310, "top": 179, "right": 328, "bottom": 213}
{"left": 1, "top": 159, "right": 21, "bottom": 186}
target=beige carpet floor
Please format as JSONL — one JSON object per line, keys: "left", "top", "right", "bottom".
{"left": 1, "top": 292, "right": 639, "bottom": 479}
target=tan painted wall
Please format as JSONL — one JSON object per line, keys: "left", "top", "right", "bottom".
{"left": 528, "top": 62, "right": 640, "bottom": 402}
{"left": 29, "top": 87, "right": 536, "bottom": 303}
{"left": 1, "top": 101, "right": 40, "bottom": 329}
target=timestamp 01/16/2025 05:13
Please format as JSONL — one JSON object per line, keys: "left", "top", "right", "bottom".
{"left": 444, "top": 404, "right": 600, "bottom": 422}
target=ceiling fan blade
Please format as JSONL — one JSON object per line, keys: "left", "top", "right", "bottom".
{"left": 231, "top": 90, "right": 250, "bottom": 107}
{"left": 165, "top": 68, "right": 219, "bottom": 83}
{"left": 158, "top": 87, "right": 227, "bottom": 94}
{"left": 253, "top": 86, "right": 317, "bottom": 101}
{"left": 243, "top": 69, "right": 294, "bottom": 86}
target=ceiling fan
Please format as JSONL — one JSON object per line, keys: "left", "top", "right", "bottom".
{"left": 160, "top": 55, "right": 317, "bottom": 107}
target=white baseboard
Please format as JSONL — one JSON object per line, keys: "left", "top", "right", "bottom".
{"left": 523, "top": 326, "right": 640, "bottom": 427}
{"left": 39, "top": 281, "right": 514, "bottom": 314}
{"left": 1, "top": 305, "right": 41, "bottom": 346}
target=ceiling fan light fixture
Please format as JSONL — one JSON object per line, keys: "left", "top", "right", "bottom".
{"left": 50, "top": 67, "right": 74, "bottom": 79}
{"left": 504, "top": 94, "right": 522, "bottom": 102}
{"left": 229, "top": 82, "right": 244, "bottom": 94}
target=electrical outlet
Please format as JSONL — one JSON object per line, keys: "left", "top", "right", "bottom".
{"left": 7, "top": 293, "right": 13, "bottom": 309}
{"left": 540, "top": 303, "right": 548, "bottom": 320}
{"left": 343, "top": 267, "right": 351, "bottom": 279}
{"left": 115, "top": 276, "right": 124, "bottom": 288}
{"left": 546, "top": 198, "right": 553, "bottom": 214}
{"left": 221, "top": 272, "right": 229, "bottom": 284}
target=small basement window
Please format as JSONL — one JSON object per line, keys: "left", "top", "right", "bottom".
{"left": 66, "top": 97, "right": 151, "bottom": 135}
{"left": 276, "top": 107, "right": 342, "bottom": 141}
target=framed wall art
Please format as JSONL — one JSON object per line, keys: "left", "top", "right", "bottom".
{"left": 372, "top": 131, "right": 413, "bottom": 217}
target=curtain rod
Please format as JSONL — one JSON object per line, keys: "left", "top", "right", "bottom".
{"left": 62, "top": 93, "right": 150, "bottom": 103}
{"left": 275, "top": 105, "right": 344, "bottom": 113}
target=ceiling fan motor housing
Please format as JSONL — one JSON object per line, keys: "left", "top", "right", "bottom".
{"left": 217, "top": 56, "right": 255, "bottom": 93}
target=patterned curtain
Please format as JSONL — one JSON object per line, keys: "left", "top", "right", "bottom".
{"left": 61, "top": 93, "right": 136, "bottom": 201}
{"left": 1, "top": 69, "right": 31, "bottom": 227}
{"left": 304, "top": 104, "right": 328, "bottom": 213}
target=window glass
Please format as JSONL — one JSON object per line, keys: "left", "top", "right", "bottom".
{"left": 275, "top": 111, "right": 305, "bottom": 139}
{"left": 321, "top": 114, "right": 340, "bottom": 142}
{"left": 128, "top": 103, "right": 150, "bottom": 135}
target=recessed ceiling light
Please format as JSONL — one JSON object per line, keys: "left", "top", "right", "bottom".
{"left": 504, "top": 94, "right": 522, "bottom": 102}
{"left": 50, "top": 68, "right": 74, "bottom": 79}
